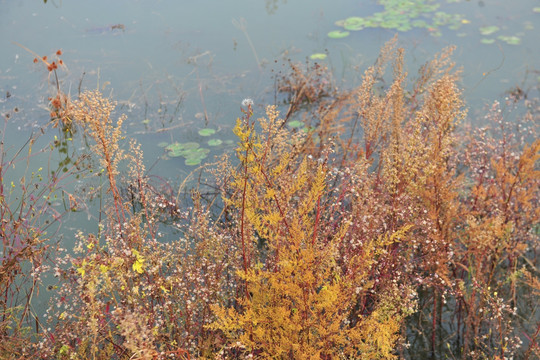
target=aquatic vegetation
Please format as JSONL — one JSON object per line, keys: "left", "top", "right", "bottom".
{"left": 330, "top": 0, "right": 467, "bottom": 37}
{"left": 198, "top": 128, "right": 216, "bottom": 136}
{"left": 327, "top": 30, "right": 350, "bottom": 39}
{"left": 163, "top": 141, "right": 210, "bottom": 165}
{"left": 207, "top": 138, "right": 222, "bottom": 146}
{"left": 287, "top": 119, "right": 304, "bottom": 128}
{"left": 480, "top": 38, "right": 496, "bottom": 44}
{"left": 1, "top": 39, "right": 539, "bottom": 359}
{"left": 309, "top": 52, "right": 327, "bottom": 60}
{"left": 341, "top": 16, "right": 366, "bottom": 31}
{"left": 497, "top": 34, "right": 522, "bottom": 45}
{"left": 479, "top": 25, "right": 500, "bottom": 35}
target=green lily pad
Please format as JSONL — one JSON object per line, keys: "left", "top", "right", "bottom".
{"left": 310, "top": 53, "right": 327, "bottom": 60}
{"left": 533, "top": 7, "right": 540, "bottom": 13}
{"left": 182, "top": 142, "right": 200, "bottom": 150}
{"left": 327, "top": 30, "right": 350, "bottom": 39}
{"left": 198, "top": 128, "right": 216, "bottom": 136}
{"left": 166, "top": 141, "right": 201, "bottom": 158}
{"left": 480, "top": 38, "right": 495, "bottom": 44}
{"left": 165, "top": 142, "right": 184, "bottom": 152}
{"left": 343, "top": 17, "right": 366, "bottom": 31}
{"left": 185, "top": 158, "right": 202, "bottom": 166}
{"left": 157, "top": 142, "right": 169, "bottom": 148}
{"left": 479, "top": 25, "right": 500, "bottom": 36}
{"left": 397, "top": 23, "right": 413, "bottom": 32}
{"left": 168, "top": 150, "right": 184, "bottom": 158}
{"left": 497, "top": 35, "right": 521, "bottom": 45}
{"left": 333, "top": 0, "right": 469, "bottom": 37}
{"left": 288, "top": 120, "right": 304, "bottom": 128}
{"left": 208, "top": 139, "right": 223, "bottom": 146}
{"left": 186, "top": 148, "right": 209, "bottom": 159}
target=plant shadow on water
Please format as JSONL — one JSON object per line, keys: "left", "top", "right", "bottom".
{"left": 0, "top": 33, "right": 538, "bottom": 359}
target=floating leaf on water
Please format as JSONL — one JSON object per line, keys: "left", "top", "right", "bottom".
{"left": 480, "top": 38, "right": 495, "bottom": 44}
{"left": 183, "top": 142, "right": 200, "bottom": 150}
{"left": 381, "top": 20, "right": 397, "bottom": 29}
{"left": 288, "top": 120, "right": 304, "bottom": 128}
{"left": 185, "top": 158, "right": 202, "bottom": 166}
{"left": 168, "top": 150, "right": 184, "bottom": 158}
{"left": 187, "top": 148, "right": 209, "bottom": 158}
{"left": 310, "top": 53, "right": 327, "bottom": 60}
{"left": 157, "top": 142, "right": 169, "bottom": 148}
{"left": 182, "top": 147, "right": 210, "bottom": 165}
{"left": 343, "top": 17, "right": 366, "bottom": 31}
{"left": 142, "top": 119, "right": 150, "bottom": 124}
{"left": 165, "top": 142, "right": 184, "bottom": 152}
{"left": 327, "top": 30, "right": 350, "bottom": 39}
{"left": 533, "top": 7, "right": 540, "bottom": 13}
{"left": 497, "top": 35, "right": 521, "bottom": 45}
{"left": 397, "top": 23, "right": 412, "bottom": 32}
{"left": 198, "top": 128, "right": 216, "bottom": 136}
{"left": 208, "top": 139, "right": 223, "bottom": 146}
{"left": 412, "top": 20, "right": 428, "bottom": 28}
{"left": 479, "top": 25, "right": 500, "bottom": 35}
{"left": 334, "top": 19, "right": 345, "bottom": 27}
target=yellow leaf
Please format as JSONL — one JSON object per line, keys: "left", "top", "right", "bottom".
{"left": 133, "top": 259, "right": 144, "bottom": 274}
{"left": 131, "top": 249, "right": 145, "bottom": 274}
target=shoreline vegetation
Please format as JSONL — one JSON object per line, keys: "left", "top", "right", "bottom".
{"left": 1, "top": 38, "right": 539, "bottom": 359}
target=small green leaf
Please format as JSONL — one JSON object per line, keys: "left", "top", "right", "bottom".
{"left": 497, "top": 35, "right": 521, "bottom": 45}
{"left": 198, "top": 128, "right": 216, "bottom": 136}
{"left": 183, "top": 142, "right": 200, "bottom": 150}
{"left": 185, "top": 158, "right": 201, "bottom": 166}
{"left": 343, "top": 17, "right": 365, "bottom": 31}
{"left": 310, "top": 53, "right": 327, "bottom": 60}
{"left": 327, "top": 30, "right": 350, "bottom": 39}
{"left": 479, "top": 25, "right": 500, "bottom": 36}
{"left": 208, "top": 139, "right": 223, "bottom": 146}
{"left": 288, "top": 120, "right": 304, "bottom": 128}
{"left": 165, "top": 142, "right": 184, "bottom": 152}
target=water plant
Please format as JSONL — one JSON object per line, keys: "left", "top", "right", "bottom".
{"left": 1, "top": 38, "right": 538, "bottom": 359}
{"left": 207, "top": 139, "right": 222, "bottom": 146}
{"left": 309, "top": 53, "right": 327, "bottom": 60}
{"left": 330, "top": 0, "right": 467, "bottom": 37}
{"left": 479, "top": 25, "right": 500, "bottom": 35}
{"left": 198, "top": 128, "right": 216, "bottom": 137}
{"left": 164, "top": 141, "right": 210, "bottom": 165}
{"left": 327, "top": 30, "right": 350, "bottom": 39}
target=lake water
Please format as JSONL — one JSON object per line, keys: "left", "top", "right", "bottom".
{"left": 1, "top": 0, "right": 539, "bottom": 315}
{"left": 2, "top": 1, "right": 539, "bottom": 170}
